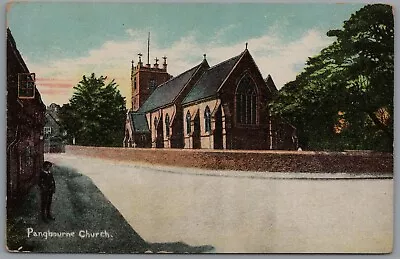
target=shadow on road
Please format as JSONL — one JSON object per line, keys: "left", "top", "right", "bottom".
{"left": 6, "top": 165, "right": 215, "bottom": 254}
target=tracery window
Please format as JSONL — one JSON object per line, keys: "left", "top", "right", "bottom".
{"left": 165, "top": 114, "right": 170, "bottom": 137}
{"left": 236, "top": 75, "right": 257, "bottom": 125}
{"left": 186, "top": 111, "right": 191, "bottom": 134}
{"left": 204, "top": 106, "right": 211, "bottom": 133}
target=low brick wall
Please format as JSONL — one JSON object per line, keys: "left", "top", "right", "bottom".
{"left": 65, "top": 146, "right": 393, "bottom": 174}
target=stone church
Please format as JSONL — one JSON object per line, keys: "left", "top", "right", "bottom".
{"left": 124, "top": 46, "right": 297, "bottom": 150}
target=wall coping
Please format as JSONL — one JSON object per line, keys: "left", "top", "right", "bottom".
{"left": 66, "top": 145, "right": 392, "bottom": 157}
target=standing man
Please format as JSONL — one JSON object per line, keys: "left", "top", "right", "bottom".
{"left": 39, "top": 161, "right": 56, "bottom": 222}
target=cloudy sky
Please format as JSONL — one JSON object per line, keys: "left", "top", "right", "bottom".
{"left": 7, "top": 2, "right": 365, "bottom": 107}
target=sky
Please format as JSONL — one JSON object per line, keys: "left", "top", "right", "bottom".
{"left": 7, "top": 2, "right": 366, "bottom": 108}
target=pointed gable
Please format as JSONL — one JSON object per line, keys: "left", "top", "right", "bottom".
{"left": 182, "top": 51, "right": 244, "bottom": 105}
{"left": 138, "top": 60, "right": 209, "bottom": 113}
{"left": 265, "top": 74, "right": 278, "bottom": 95}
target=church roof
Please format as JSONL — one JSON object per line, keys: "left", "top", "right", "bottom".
{"left": 138, "top": 61, "right": 207, "bottom": 113}
{"left": 182, "top": 51, "right": 244, "bottom": 105}
{"left": 130, "top": 112, "right": 149, "bottom": 133}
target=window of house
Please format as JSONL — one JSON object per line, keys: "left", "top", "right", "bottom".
{"left": 204, "top": 106, "right": 211, "bottom": 133}
{"left": 18, "top": 73, "right": 35, "bottom": 99}
{"left": 186, "top": 111, "right": 191, "bottom": 134}
{"left": 44, "top": 127, "right": 52, "bottom": 136}
{"left": 165, "top": 114, "right": 170, "bottom": 137}
{"left": 236, "top": 75, "right": 257, "bottom": 125}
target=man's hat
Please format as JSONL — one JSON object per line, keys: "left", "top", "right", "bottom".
{"left": 43, "top": 161, "right": 53, "bottom": 168}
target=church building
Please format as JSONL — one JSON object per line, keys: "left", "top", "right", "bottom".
{"left": 124, "top": 45, "right": 297, "bottom": 150}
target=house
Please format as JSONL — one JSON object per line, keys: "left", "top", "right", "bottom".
{"left": 6, "top": 28, "right": 46, "bottom": 207}
{"left": 124, "top": 45, "right": 297, "bottom": 150}
{"left": 44, "top": 103, "right": 65, "bottom": 153}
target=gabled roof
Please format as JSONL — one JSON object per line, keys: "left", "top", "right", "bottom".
{"left": 138, "top": 60, "right": 208, "bottom": 113}
{"left": 182, "top": 51, "right": 244, "bottom": 105}
{"left": 129, "top": 112, "right": 149, "bottom": 133}
{"left": 7, "top": 28, "right": 45, "bottom": 108}
{"left": 265, "top": 74, "right": 278, "bottom": 95}
{"left": 7, "top": 28, "right": 29, "bottom": 73}
{"left": 45, "top": 112, "right": 61, "bottom": 127}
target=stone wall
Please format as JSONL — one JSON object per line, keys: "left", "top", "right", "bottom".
{"left": 65, "top": 146, "right": 393, "bottom": 174}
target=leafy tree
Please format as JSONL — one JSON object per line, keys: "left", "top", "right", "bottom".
{"left": 59, "top": 73, "right": 126, "bottom": 147}
{"left": 271, "top": 4, "right": 393, "bottom": 151}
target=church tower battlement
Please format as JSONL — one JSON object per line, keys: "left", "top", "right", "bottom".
{"left": 131, "top": 33, "right": 172, "bottom": 111}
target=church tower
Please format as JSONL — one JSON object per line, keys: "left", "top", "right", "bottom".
{"left": 131, "top": 33, "right": 172, "bottom": 111}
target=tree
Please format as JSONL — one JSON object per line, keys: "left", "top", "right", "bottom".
{"left": 59, "top": 73, "right": 126, "bottom": 147}
{"left": 270, "top": 4, "right": 393, "bottom": 151}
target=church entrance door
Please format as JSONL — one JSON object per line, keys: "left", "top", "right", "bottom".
{"left": 214, "top": 106, "right": 223, "bottom": 149}
{"left": 193, "top": 112, "right": 201, "bottom": 149}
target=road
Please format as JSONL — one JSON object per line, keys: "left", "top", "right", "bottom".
{"left": 46, "top": 153, "right": 393, "bottom": 253}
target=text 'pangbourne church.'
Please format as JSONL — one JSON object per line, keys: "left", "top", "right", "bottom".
{"left": 124, "top": 45, "right": 297, "bottom": 150}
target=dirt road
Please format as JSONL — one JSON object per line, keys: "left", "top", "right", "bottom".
{"left": 46, "top": 153, "right": 393, "bottom": 253}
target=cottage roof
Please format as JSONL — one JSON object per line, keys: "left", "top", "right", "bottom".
{"left": 130, "top": 112, "right": 149, "bottom": 133}
{"left": 7, "top": 28, "right": 45, "bottom": 109}
{"left": 138, "top": 60, "right": 208, "bottom": 113}
{"left": 182, "top": 51, "right": 244, "bottom": 105}
{"left": 45, "top": 112, "right": 61, "bottom": 127}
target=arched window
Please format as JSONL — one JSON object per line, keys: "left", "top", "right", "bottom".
{"left": 204, "top": 106, "right": 211, "bottom": 133}
{"left": 154, "top": 117, "right": 158, "bottom": 131}
{"left": 165, "top": 114, "right": 170, "bottom": 137}
{"left": 236, "top": 75, "right": 257, "bottom": 125}
{"left": 186, "top": 111, "right": 191, "bottom": 134}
